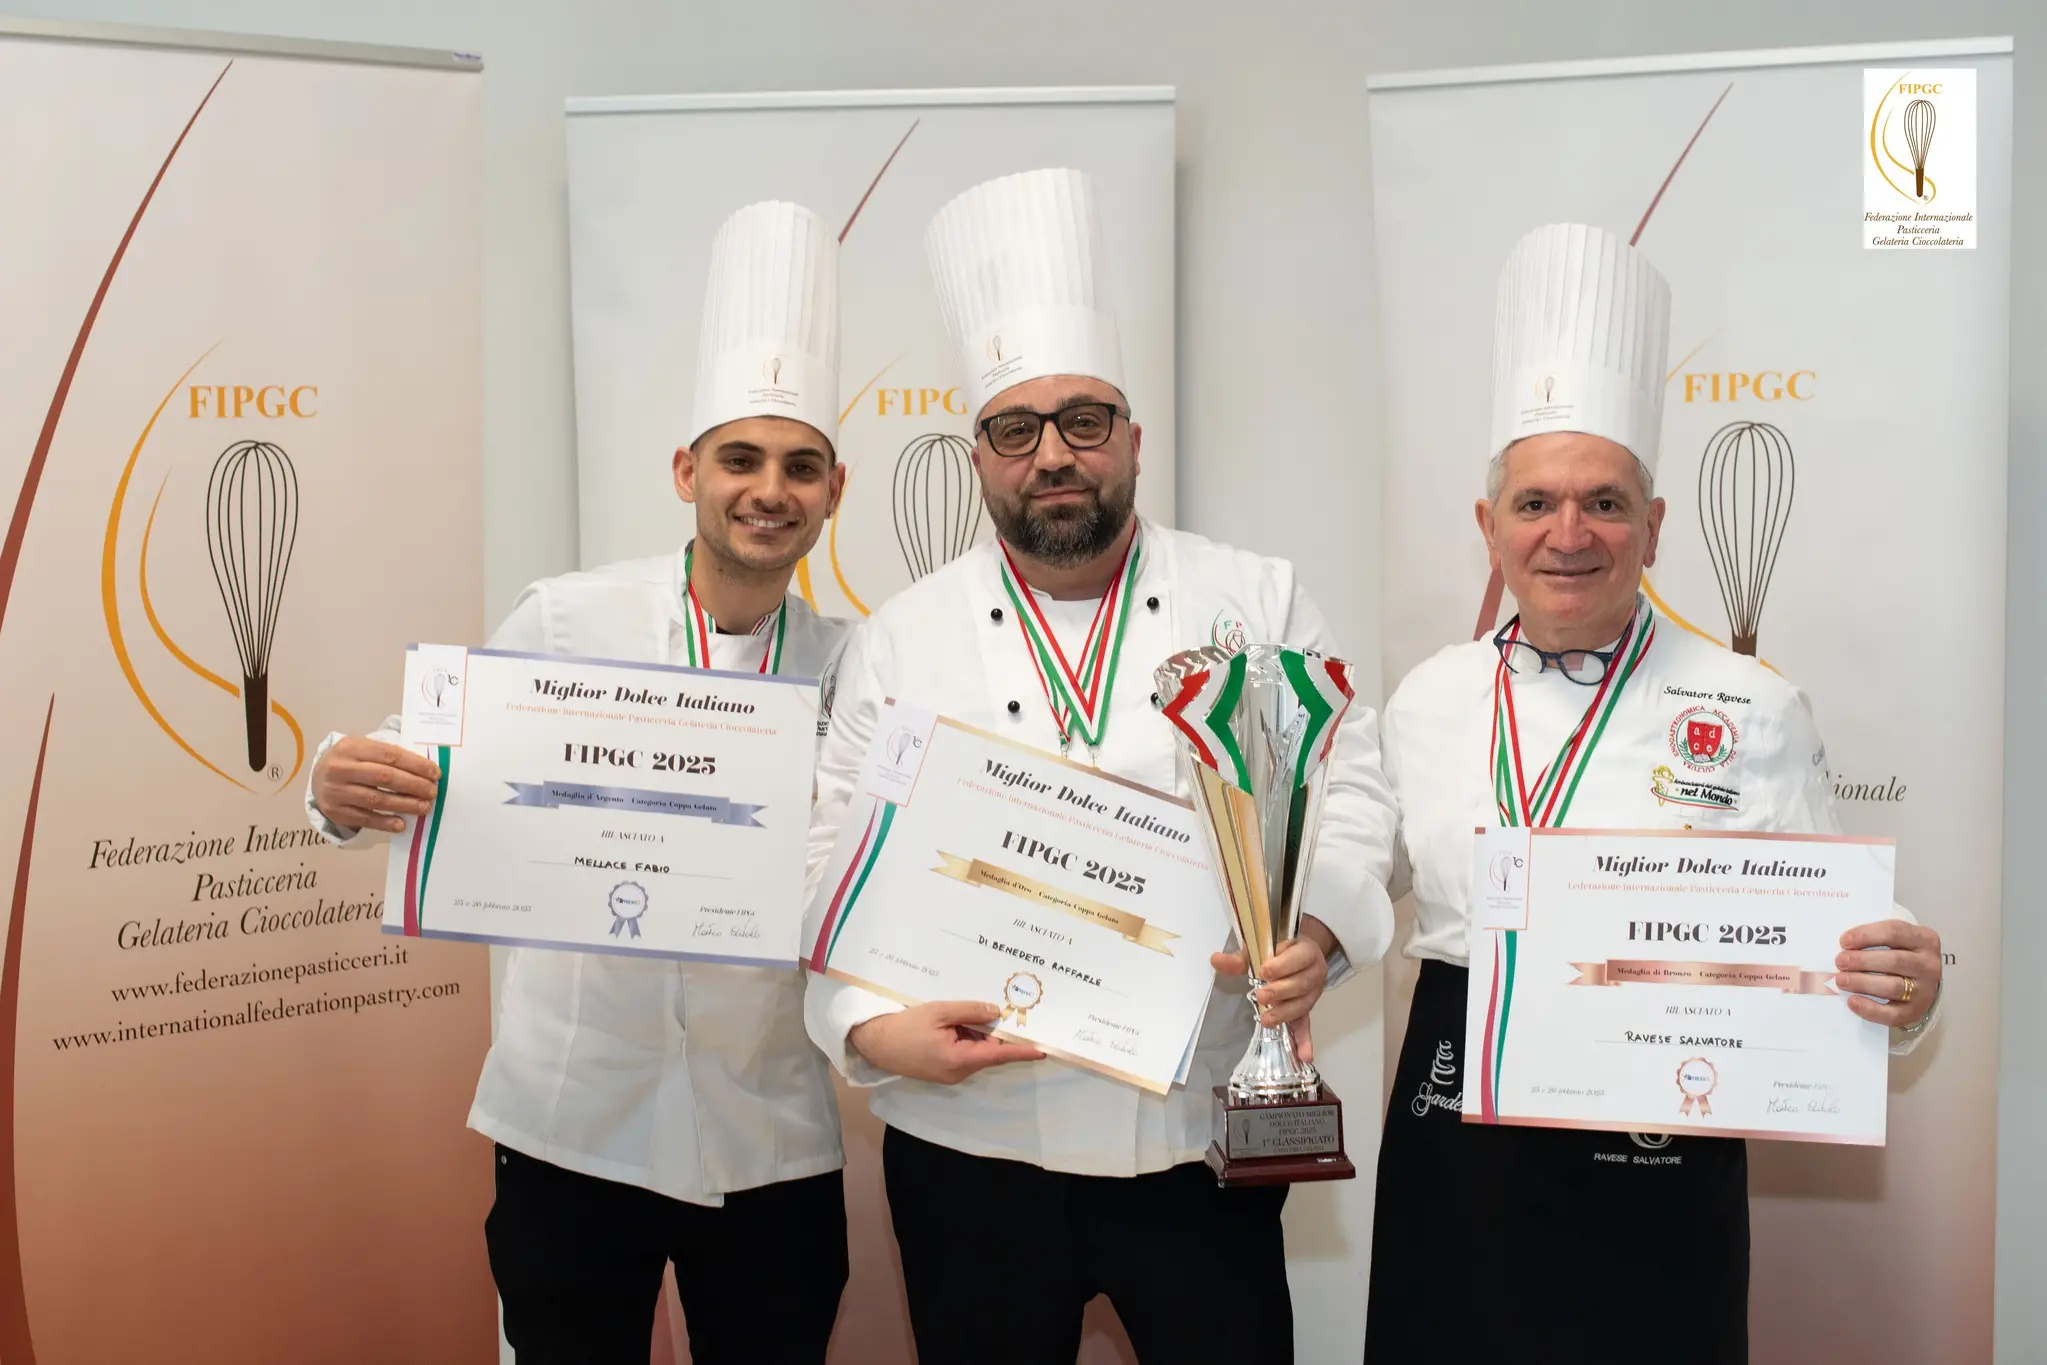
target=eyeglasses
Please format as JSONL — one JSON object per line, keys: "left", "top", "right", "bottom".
{"left": 1492, "top": 616, "right": 1632, "bottom": 686}
{"left": 976, "top": 402, "right": 1128, "bottom": 458}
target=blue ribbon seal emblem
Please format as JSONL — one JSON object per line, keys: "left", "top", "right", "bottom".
{"left": 608, "top": 882, "right": 649, "bottom": 939}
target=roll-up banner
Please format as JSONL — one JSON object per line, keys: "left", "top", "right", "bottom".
{"left": 1367, "top": 37, "right": 2010, "bottom": 1362}
{"left": 0, "top": 20, "right": 492, "bottom": 1362}
{"left": 566, "top": 87, "right": 1176, "bottom": 1364}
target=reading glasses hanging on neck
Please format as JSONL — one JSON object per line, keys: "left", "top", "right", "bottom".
{"left": 1492, "top": 616, "right": 1631, "bottom": 685}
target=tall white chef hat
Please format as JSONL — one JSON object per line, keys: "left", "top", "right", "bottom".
{"left": 689, "top": 200, "right": 840, "bottom": 451}
{"left": 1490, "top": 222, "right": 1671, "bottom": 471}
{"left": 925, "top": 168, "right": 1125, "bottom": 419}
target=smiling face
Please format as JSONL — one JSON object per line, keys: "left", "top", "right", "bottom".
{"left": 1475, "top": 431, "right": 1665, "bottom": 650}
{"left": 972, "top": 373, "right": 1141, "bottom": 568}
{"left": 674, "top": 416, "right": 844, "bottom": 574}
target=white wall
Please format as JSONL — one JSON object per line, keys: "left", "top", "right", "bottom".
{"left": 12, "top": 1, "right": 2040, "bottom": 1361}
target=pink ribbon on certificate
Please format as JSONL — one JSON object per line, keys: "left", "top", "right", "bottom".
{"left": 1676, "top": 1057, "right": 1718, "bottom": 1117}
{"left": 1569, "top": 961, "right": 1837, "bottom": 994}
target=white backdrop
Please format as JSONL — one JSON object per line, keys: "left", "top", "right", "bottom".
{"left": 1367, "top": 37, "right": 2011, "bottom": 1363}
{"left": 564, "top": 88, "right": 1175, "bottom": 620}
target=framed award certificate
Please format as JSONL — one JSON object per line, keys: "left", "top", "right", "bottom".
{"left": 382, "top": 644, "right": 819, "bottom": 966}
{"left": 1464, "top": 827, "right": 1897, "bottom": 1144}
{"left": 805, "top": 704, "right": 1231, "bottom": 1093}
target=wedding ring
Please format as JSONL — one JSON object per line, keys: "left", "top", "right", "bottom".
{"left": 1898, "top": 976, "right": 1917, "bottom": 1006}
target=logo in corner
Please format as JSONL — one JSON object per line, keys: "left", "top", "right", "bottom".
{"left": 885, "top": 727, "right": 923, "bottom": 767}
{"left": 1862, "top": 68, "right": 1977, "bottom": 248}
{"left": 420, "top": 667, "right": 461, "bottom": 710}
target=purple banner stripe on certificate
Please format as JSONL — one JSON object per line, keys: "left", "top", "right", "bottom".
{"left": 503, "top": 780, "right": 765, "bottom": 827}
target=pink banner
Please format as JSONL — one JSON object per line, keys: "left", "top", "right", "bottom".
{"left": 1569, "top": 960, "right": 1837, "bottom": 993}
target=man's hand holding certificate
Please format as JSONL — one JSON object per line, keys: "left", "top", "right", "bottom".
{"left": 805, "top": 705, "right": 1229, "bottom": 1093}
{"left": 1465, "top": 828, "right": 1897, "bottom": 1144}
{"left": 382, "top": 645, "right": 818, "bottom": 966}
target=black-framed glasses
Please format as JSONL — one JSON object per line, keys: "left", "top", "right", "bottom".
{"left": 1492, "top": 616, "right": 1632, "bottom": 686}
{"left": 976, "top": 401, "right": 1128, "bottom": 458}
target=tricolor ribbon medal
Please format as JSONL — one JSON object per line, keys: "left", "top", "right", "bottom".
{"left": 1490, "top": 605, "right": 1656, "bottom": 831}
{"left": 682, "top": 542, "right": 787, "bottom": 675}
{"left": 998, "top": 530, "right": 1141, "bottom": 758}
{"left": 1477, "top": 603, "right": 1657, "bottom": 1126}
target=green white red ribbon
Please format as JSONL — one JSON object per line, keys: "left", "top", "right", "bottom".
{"left": 682, "top": 541, "right": 787, "bottom": 674}
{"left": 1480, "top": 601, "right": 1656, "bottom": 1124}
{"left": 997, "top": 530, "right": 1141, "bottom": 754}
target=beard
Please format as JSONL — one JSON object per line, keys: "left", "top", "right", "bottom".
{"left": 984, "top": 468, "right": 1137, "bottom": 568}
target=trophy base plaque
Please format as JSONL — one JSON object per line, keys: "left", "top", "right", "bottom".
{"left": 1204, "top": 1084, "right": 1355, "bottom": 1187}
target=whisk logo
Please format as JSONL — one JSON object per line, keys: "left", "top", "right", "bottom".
{"left": 101, "top": 369, "right": 311, "bottom": 797}
{"left": 1697, "top": 421, "right": 1794, "bottom": 658}
{"left": 762, "top": 357, "right": 785, "bottom": 388}
{"left": 1863, "top": 69, "right": 1977, "bottom": 249}
{"left": 892, "top": 433, "right": 984, "bottom": 582}
{"left": 869, "top": 723, "right": 929, "bottom": 794}
{"left": 204, "top": 441, "right": 299, "bottom": 773}
{"left": 884, "top": 728, "right": 923, "bottom": 767}
{"left": 420, "top": 667, "right": 461, "bottom": 711}
{"left": 986, "top": 335, "right": 1005, "bottom": 364}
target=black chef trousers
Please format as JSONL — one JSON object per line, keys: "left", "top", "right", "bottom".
{"left": 882, "top": 1125, "right": 1294, "bottom": 1365}
{"left": 484, "top": 1144, "right": 848, "bottom": 1365}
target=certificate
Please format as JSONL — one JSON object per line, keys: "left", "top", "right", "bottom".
{"left": 1464, "top": 827, "right": 1896, "bottom": 1144}
{"left": 382, "top": 644, "right": 819, "bottom": 966}
{"left": 805, "top": 704, "right": 1229, "bottom": 1093}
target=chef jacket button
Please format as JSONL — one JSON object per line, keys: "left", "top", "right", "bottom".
{"left": 1146, "top": 596, "right": 1159, "bottom": 611}
{"left": 1150, "top": 692, "right": 1160, "bottom": 707}
{"left": 1007, "top": 700, "right": 1021, "bottom": 715}
{"left": 990, "top": 608, "right": 1004, "bottom": 623}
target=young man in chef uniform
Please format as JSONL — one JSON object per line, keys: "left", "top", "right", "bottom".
{"left": 1363, "top": 222, "right": 1943, "bottom": 1364}
{"left": 307, "top": 202, "right": 852, "bottom": 1364}
{"left": 803, "top": 167, "right": 1402, "bottom": 1365}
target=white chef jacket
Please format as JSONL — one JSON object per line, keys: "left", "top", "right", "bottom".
{"left": 308, "top": 550, "right": 850, "bottom": 1204}
{"left": 1383, "top": 596, "right": 1937, "bottom": 1053}
{"left": 803, "top": 519, "right": 1401, "bottom": 1176}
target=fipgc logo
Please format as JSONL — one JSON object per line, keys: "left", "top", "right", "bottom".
{"left": 1862, "top": 68, "right": 1977, "bottom": 249}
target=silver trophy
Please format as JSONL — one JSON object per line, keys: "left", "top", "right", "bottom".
{"left": 1156, "top": 643, "right": 1352, "bottom": 1104}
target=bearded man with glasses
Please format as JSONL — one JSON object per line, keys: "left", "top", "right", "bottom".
{"left": 803, "top": 168, "right": 1401, "bottom": 1365}
{"left": 1362, "top": 223, "right": 1944, "bottom": 1364}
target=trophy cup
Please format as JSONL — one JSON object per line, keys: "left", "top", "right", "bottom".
{"left": 1156, "top": 644, "right": 1355, "bottom": 1186}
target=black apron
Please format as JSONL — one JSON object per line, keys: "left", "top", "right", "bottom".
{"left": 1364, "top": 960, "right": 1750, "bottom": 1364}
